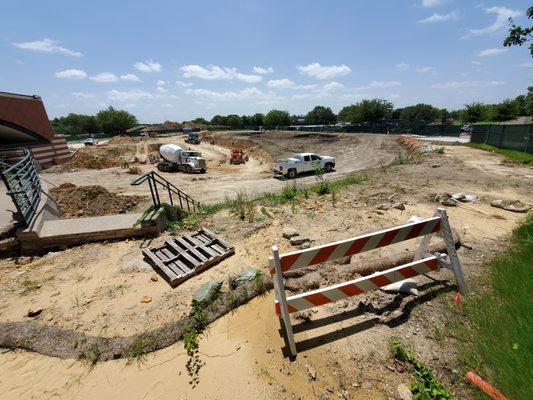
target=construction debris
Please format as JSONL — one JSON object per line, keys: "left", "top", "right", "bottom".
{"left": 491, "top": 199, "right": 532, "bottom": 213}
{"left": 193, "top": 281, "right": 222, "bottom": 305}
{"left": 433, "top": 192, "right": 456, "bottom": 207}
{"left": 142, "top": 228, "right": 235, "bottom": 287}
{"left": 282, "top": 227, "right": 299, "bottom": 239}
{"left": 289, "top": 236, "right": 311, "bottom": 246}
{"left": 452, "top": 193, "right": 478, "bottom": 203}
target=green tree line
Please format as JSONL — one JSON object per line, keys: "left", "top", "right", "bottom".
{"left": 51, "top": 106, "right": 137, "bottom": 136}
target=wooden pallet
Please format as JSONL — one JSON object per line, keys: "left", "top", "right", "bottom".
{"left": 142, "top": 228, "right": 234, "bottom": 287}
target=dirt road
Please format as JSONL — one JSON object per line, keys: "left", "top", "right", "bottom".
{"left": 41, "top": 132, "right": 403, "bottom": 204}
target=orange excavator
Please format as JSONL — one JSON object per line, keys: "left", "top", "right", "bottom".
{"left": 229, "top": 148, "right": 248, "bottom": 165}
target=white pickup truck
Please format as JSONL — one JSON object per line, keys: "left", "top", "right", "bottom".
{"left": 273, "top": 152, "right": 335, "bottom": 179}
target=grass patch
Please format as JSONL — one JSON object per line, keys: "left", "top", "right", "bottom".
{"left": 392, "top": 340, "right": 454, "bottom": 400}
{"left": 126, "top": 334, "right": 158, "bottom": 364}
{"left": 80, "top": 344, "right": 101, "bottom": 368}
{"left": 465, "top": 143, "right": 533, "bottom": 164}
{"left": 20, "top": 279, "right": 40, "bottom": 295}
{"left": 452, "top": 213, "right": 533, "bottom": 400}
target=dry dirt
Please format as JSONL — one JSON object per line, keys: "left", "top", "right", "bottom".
{"left": 42, "top": 131, "right": 403, "bottom": 203}
{"left": 49, "top": 183, "right": 148, "bottom": 218}
{"left": 0, "top": 136, "right": 532, "bottom": 399}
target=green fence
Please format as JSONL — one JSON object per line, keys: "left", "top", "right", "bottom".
{"left": 288, "top": 122, "right": 461, "bottom": 136}
{"left": 471, "top": 124, "right": 533, "bottom": 154}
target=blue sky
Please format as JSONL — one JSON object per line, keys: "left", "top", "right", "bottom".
{"left": 1, "top": 0, "right": 532, "bottom": 122}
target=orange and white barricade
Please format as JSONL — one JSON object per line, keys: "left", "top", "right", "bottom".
{"left": 269, "top": 208, "right": 467, "bottom": 357}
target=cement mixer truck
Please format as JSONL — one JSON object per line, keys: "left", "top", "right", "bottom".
{"left": 157, "top": 144, "right": 207, "bottom": 173}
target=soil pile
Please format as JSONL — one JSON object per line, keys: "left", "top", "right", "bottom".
{"left": 58, "top": 147, "right": 135, "bottom": 170}
{"left": 49, "top": 183, "right": 148, "bottom": 218}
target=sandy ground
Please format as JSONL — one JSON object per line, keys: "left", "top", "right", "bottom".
{"left": 41, "top": 132, "right": 402, "bottom": 203}
{"left": 1, "top": 139, "right": 532, "bottom": 399}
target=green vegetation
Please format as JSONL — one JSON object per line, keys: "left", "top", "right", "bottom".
{"left": 504, "top": 6, "right": 533, "bottom": 56}
{"left": 20, "top": 279, "right": 40, "bottom": 295}
{"left": 391, "top": 340, "right": 454, "bottom": 400}
{"left": 338, "top": 98, "right": 394, "bottom": 123}
{"left": 126, "top": 333, "right": 158, "bottom": 363}
{"left": 263, "top": 109, "right": 291, "bottom": 127}
{"left": 51, "top": 106, "right": 137, "bottom": 136}
{"left": 80, "top": 344, "right": 101, "bottom": 368}
{"left": 452, "top": 214, "right": 533, "bottom": 400}
{"left": 305, "top": 105, "right": 337, "bottom": 125}
{"left": 465, "top": 143, "right": 533, "bottom": 164}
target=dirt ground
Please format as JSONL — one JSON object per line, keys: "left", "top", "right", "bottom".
{"left": 41, "top": 131, "right": 403, "bottom": 203}
{"left": 0, "top": 136, "right": 532, "bottom": 399}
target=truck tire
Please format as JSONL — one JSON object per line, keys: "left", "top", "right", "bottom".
{"left": 325, "top": 163, "right": 333, "bottom": 173}
{"left": 287, "top": 169, "right": 297, "bottom": 179}
{"left": 186, "top": 165, "right": 193, "bottom": 174}
{"left": 200, "top": 168, "right": 206, "bottom": 174}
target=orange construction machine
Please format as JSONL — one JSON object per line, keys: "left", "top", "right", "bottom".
{"left": 229, "top": 148, "right": 248, "bottom": 165}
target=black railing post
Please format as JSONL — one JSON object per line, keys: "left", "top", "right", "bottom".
{"left": 167, "top": 182, "right": 173, "bottom": 205}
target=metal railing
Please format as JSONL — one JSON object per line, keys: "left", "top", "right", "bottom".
{"left": 0, "top": 149, "right": 41, "bottom": 226}
{"left": 130, "top": 171, "right": 200, "bottom": 213}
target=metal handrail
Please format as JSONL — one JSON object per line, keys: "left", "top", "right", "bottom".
{"left": 131, "top": 171, "right": 200, "bottom": 213}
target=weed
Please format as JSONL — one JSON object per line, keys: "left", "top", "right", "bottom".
{"left": 182, "top": 329, "right": 199, "bottom": 356}
{"left": 254, "top": 272, "right": 267, "bottom": 293}
{"left": 80, "top": 344, "right": 101, "bottom": 368}
{"left": 435, "top": 147, "right": 445, "bottom": 154}
{"left": 21, "top": 279, "right": 40, "bottom": 295}
{"left": 395, "top": 153, "right": 409, "bottom": 165}
{"left": 260, "top": 206, "right": 272, "bottom": 218}
{"left": 331, "top": 189, "right": 337, "bottom": 207}
{"left": 281, "top": 181, "right": 298, "bottom": 201}
{"left": 316, "top": 180, "right": 330, "bottom": 195}
{"left": 75, "top": 274, "right": 90, "bottom": 283}
{"left": 126, "top": 334, "right": 157, "bottom": 363}
{"left": 392, "top": 340, "right": 453, "bottom": 400}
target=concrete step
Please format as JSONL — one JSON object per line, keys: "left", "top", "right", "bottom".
{"left": 17, "top": 209, "right": 165, "bottom": 253}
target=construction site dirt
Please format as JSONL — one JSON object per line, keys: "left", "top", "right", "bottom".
{"left": 1, "top": 131, "right": 532, "bottom": 400}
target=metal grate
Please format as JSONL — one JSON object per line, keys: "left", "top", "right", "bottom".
{"left": 0, "top": 149, "right": 41, "bottom": 226}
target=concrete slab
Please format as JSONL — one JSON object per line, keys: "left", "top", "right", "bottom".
{"left": 39, "top": 213, "right": 142, "bottom": 237}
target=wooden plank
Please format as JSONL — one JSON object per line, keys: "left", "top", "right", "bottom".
{"left": 202, "top": 228, "right": 233, "bottom": 250}
{"left": 197, "top": 243, "right": 219, "bottom": 258}
{"left": 155, "top": 249, "right": 169, "bottom": 261}
{"left": 185, "top": 234, "right": 204, "bottom": 247}
{"left": 180, "top": 250, "right": 202, "bottom": 268}
{"left": 176, "top": 236, "right": 195, "bottom": 251}
{"left": 142, "top": 249, "right": 179, "bottom": 286}
{"left": 166, "top": 239, "right": 185, "bottom": 255}
{"left": 194, "top": 234, "right": 210, "bottom": 244}
{"left": 161, "top": 248, "right": 175, "bottom": 260}
{"left": 166, "top": 262, "right": 186, "bottom": 278}
{"left": 175, "top": 259, "right": 193, "bottom": 274}
{"left": 211, "top": 244, "right": 226, "bottom": 254}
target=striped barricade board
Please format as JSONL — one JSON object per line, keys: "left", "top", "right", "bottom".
{"left": 269, "top": 208, "right": 467, "bottom": 357}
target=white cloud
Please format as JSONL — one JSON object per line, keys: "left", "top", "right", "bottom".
{"left": 466, "top": 7, "right": 521, "bottom": 37}
{"left": 72, "top": 92, "right": 95, "bottom": 99}
{"left": 134, "top": 60, "right": 161, "bottom": 73}
{"left": 156, "top": 86, "right": 167, "bottom": 93}
{"left": 120, "top": 73, "right": 140, "bottom": 82}
{"left": 106, "top": 89, "right": 154, "bottom": 102}
{"left": 267, "top": 78, "right": 296, "bottom": 89}
{"left": 518, "top": 61, "right": 533, "bottom": 69}
{"left": 419, "top": 12, "right": 458, "bottom": 24}
{"left": 90, "top": 72, "right": 119, "bottom": 83}
{"left": 181, "top": 65, "right": 262, "bottom": 83}
{"left": 422, "top": 0, "right": 445, "bottom": 7}
{"left": 13, "top": 38, "right": 83, "bottom": 57}
{"left": 253, "top": 66, "right": 274, "bottom": 74}
{"left": 176, "top": 80, "right": 193, "bottom": 87}
{"left": 368, "top": 81, "right": 401, "bottom": 88}
{"left": 54, "top": 69, "right": 87, "bottom": 79}
{"left": 156, "top": 80, "right": 166, "bottom": 86}
{"left": 431, "top": 80, "right": 505, "bottom": 89}
{"left": 396, "top": 63, "right": 436, "bottom": 73}
{"left": 322, "top": 81, "right": 345, "bottom": 91}
{"left": 471, "top": 60, "right": 482, "bottom": 66}
{"left": 477, "top": 48, "right": 508, "bottom": 57}
{"left": 185, "top": 87, "right": 279, "bottom": 103}
{"left": 297, "top": 63, "right": 351, "bottom": 79}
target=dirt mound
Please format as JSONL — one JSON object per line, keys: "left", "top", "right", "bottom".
{"left": 49, "top": 183, "right": 148, "bottom": 218}
{"left": 107, "top": 136, "right": 142, "bottom": 144}
{"left": 58, "top": 147, "right": 135, "bottom": 170}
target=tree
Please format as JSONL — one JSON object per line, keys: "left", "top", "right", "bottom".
{"left": 226, "top": 114, "right": 243, "bottom": 128}
{"left": 263, "top": 110, "right": 290, "bottom": 127}
{"left": 192, "top": 117, "right": 209, "bottom": 125}
{"left": 488, "top": 100, "right": 517, "bottom": 122}
{"left": 210, "top": 115, "right": 227, "bottom": 126}
{"left": 96, "top": 106, "right": 137, "bottom": 135}
{"left": 504, "top": 6, "right": 533, "bottom": 56}
{"left": 338, "top": 99, "right": 393, "bottom": 123}
{"left": 462, "top": 102, "right": 487, "bottom": 123}
{"left": 304, "top": 106, "right": 337, "bottom": 125}
{"left": 251, "top": 113, "right": 264, "bottom": 127}
{"left": 50, "top": 113, "right": 99, "bottom": 135}
{"left": 399, "top": 104, "right": 441, "bottom": 122}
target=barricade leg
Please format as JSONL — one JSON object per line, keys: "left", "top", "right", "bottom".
{"left": 272, "top": 246, "right": 297, "bottom": 357}
{"left": 437, "top": 208, "right": 468, "bottom": 294}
